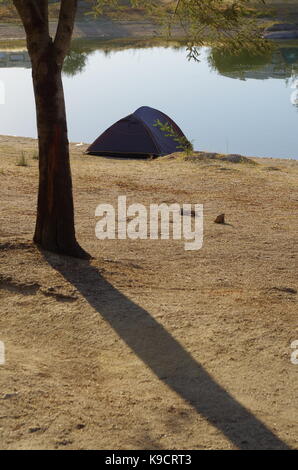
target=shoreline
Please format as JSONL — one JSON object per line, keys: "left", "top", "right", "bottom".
{"left": 0, "top": 134, "right": 297, "bottom": 163}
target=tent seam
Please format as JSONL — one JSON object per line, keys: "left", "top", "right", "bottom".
{"left": 133, "top": 114, "right": 161, "bottom": 154}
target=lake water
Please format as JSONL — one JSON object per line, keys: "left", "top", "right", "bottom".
{"left": 0, "top": 40, "right": 298, "bottom": 159}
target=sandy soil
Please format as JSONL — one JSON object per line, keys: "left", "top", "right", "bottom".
{"left": 0, "top": 136, "right": 297, "bottom": 450}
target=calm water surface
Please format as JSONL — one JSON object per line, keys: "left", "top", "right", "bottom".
{"left": 0, "top": 41, "right": 298, "bottom": 159}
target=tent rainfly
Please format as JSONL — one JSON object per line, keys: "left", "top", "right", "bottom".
{"left": 87, "top": 106, "right": 189, "bottom": 157}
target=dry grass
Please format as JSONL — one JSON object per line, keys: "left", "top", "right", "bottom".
{"left": 0, "top": 1, "right": 174, "bottom": 24}
{"left": 0, "top": 3, "right": 18, "bottom": 23}
{"left": 15, "top": 152, "right": 28, "bottom": 167}
{"left": 1, "top": 0, "right": 297, "bottom": 24}
{"left": 0, "top": 135, "right": 297, "bottom": 450}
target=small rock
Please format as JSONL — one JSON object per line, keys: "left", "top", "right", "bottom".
{"left": 56, "top": 439, "right": 73, "bottom": 446}
{"left": 214, "top": 214, "right": 225, "bottom": 224}
{"left": 76, "top": 423, "right": 86, "bottom": 430}
{"left": 28, "top": 427, "right": 42, "bottom": 433}
{"left": 264, "top": 166, "right": 281, "bottom": 171}
{"left": 271, "top": 287, "right": 297, "bottom": 295}
{"left": 221, "top": 154, "right": 255, "bottom": 164}
{"left": 2, "top": 392, "right": 18, "bottom": 400}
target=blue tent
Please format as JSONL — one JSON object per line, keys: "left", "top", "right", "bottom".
{"left": 87, "top": 106, "right": 188, "bottom": 157}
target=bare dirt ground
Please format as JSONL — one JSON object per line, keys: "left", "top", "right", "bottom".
{"left": 0, "top": 135, "right": 297, "bottom": 450}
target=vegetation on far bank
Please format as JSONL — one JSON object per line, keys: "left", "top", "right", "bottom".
{"left": 0, "top": 1, "right": 297, "bottom": 25}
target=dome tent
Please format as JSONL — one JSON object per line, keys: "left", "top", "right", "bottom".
{"left": 87, "top": 106, "right": 188, "bottom": 157}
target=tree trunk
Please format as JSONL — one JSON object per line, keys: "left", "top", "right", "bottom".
{"left": 32, "top": 41, "right": 89, "bottom": 259}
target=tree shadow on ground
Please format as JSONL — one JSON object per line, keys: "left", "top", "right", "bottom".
{"left": 43, "top": 251, "right": 290, "bottom": 450}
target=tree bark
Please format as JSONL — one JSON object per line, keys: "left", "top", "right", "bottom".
{"left": 13, "top": 0, "right": 89, "bottom": 258}
{"left": 32, "top": 41, "right": 89, "bottom": 258}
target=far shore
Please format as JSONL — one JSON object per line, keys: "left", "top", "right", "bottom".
{"left": 0, "top": 19, "right": 184, "bottom": 43}
{"left": 1, "top": 0, "right": 298, "bottom": 44}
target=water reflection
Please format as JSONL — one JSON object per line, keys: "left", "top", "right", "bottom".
{"left": 1, "top": 39, "right": 298, "bottom": 88}
{"left": 1, "top": 39, "right": 298, "bottom": 80}
{"left": 63, "top": 50, "right": 89, "bottom": 76}
{"left": 61, "top": 40, "right": 298, "bottom": 110}
{"left": 208, "top": 44, "right": 298, "bottom": 109}
{"left": 0, "top": 39, "right": 298, "bottom": 157}
{"left": 0, "top": 49, "right": 30, "bottom": 68}
{"left": 63, "top": 39, "right": 186, "bottom": 76}
{"left": 208, "top": 46, "right": 298, "bottom": 80}
{"left": 290, "top": 78, "right": 298, "bottom": 106}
